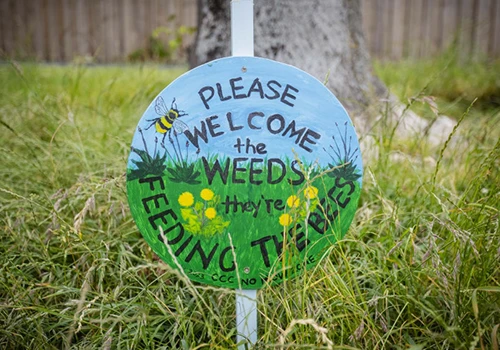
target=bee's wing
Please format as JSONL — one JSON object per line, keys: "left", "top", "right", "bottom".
{"left": 173, "top": 120, "right": 189, "bottom": 134}
{"left": 155, "top": 96, "right": 169, "bottom": 116}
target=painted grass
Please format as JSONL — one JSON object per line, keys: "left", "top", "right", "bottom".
{"left": 126, "top": 155, "right": 361, "bottom": 289}
{"left": 0, "top": 60, "right": 499, "bottom": 349}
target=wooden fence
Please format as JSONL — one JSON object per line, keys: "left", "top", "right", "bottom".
{"left": 1, "top": 0, "right": 499, "bottom": 62}
{"left": 362, "top": 0, "right": 500, "bottom": 60}
{"left": 0, "top": 0, "right": 198, "bottom": 62}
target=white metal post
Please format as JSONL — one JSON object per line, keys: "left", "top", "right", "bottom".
{"left": 231, "top": 0, "right": 256, "bottom": 348}
{"left": 236, "top": 289, "right": 257, "bottom": 347}
{"left": 231, "top": 0, "right": 254, "bottom": 56}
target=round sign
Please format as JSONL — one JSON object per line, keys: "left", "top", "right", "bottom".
{"left": 126, "top": 56, "right": 362, "bottom": 289}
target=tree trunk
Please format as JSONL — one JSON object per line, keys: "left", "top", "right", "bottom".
{"left": 190, "top": 0, "right": 387, "bottom": 113}
{"left": 189, "top": 0, "right": 455, "bottom": 144}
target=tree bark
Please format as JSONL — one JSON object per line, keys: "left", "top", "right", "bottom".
{"left": 190, "top": 0, "right": 387, "bottom": 113}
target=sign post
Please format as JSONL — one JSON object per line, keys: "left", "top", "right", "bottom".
{"left": 231, "top": 0, "right": 257, "bottom": 348}
{"left": 231, "top": 0, "right": 254, "bottom": 57}
{"left": 236, "top": 289, "right": 257, "bottom": 347}
{"left": 126, "top": 1, "right": 363, "bottom": 348}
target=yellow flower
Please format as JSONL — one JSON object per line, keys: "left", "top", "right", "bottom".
{"left": 205, "top": 207, "right": 216, "bottom": 220}
{"left": 304, "top": 186, "right": 318, "bottom": 199}
{"left": 279, "top": 213, "right": 292, "bottom": 226}
{"left": 178, "top": 192, "right": 194, "bottom": 207}
{"left": 200, "top": 188, "right": 215, "bottom": 201}
{"left": 286, "top": 195, "right": 300, "bottom": 208}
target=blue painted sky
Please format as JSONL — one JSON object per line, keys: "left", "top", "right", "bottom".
{"left": 128, "top": 56, "right": 363, "bottom": 181}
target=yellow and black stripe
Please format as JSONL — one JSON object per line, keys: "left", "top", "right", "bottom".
{"left": 155, "top": 110, "right": 178, "bottom": 133}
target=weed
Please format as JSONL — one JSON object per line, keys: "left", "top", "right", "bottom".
{"left": 128, "top": 16, "right": 196, "bottom": 63}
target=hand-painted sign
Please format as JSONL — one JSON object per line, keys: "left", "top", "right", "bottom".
{"left": 126, "top": 57, "right": 362, "bottom": 289}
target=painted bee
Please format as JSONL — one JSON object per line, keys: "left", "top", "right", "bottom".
{"left": 145, "top": 96, "right": 189, "bottom": 143}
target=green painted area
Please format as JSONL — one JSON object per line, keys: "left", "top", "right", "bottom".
{"left": 127, "top": 157, "right": 361, "bottom": 289}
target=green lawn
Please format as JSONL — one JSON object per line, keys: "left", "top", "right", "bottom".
{"left": 0, "top": 58, "right": 499, "bottom": 349}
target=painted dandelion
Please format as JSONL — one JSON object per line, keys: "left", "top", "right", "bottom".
{"left": 178, "top": 191, "right": 195, "bottom": 207}
{"left": 178, "top": 189, "right": 229, "bottom": 236}
{"left": 279, "top": 213, "right": 292, "bottom": 226}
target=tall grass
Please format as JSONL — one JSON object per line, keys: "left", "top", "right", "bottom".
{"left": 0, "top": 59, "right": 499, "bottom": 349}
